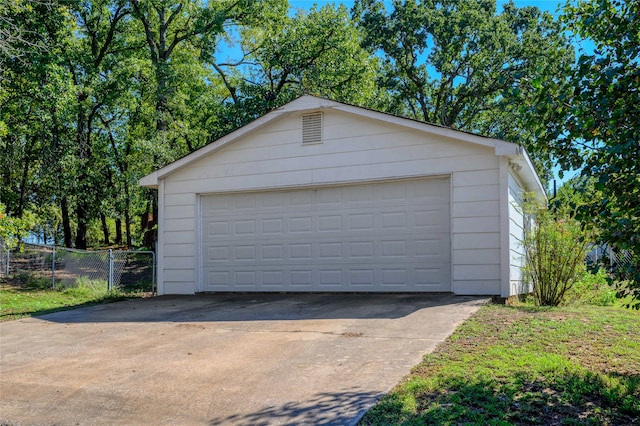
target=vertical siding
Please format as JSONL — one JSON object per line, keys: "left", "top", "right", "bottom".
{"left": 157, "top": 109, "right": 505, "bottom": 295}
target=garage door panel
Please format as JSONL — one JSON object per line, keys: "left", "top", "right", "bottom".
{"left": 261, "top": 218, "right": 284, "bottom": 234}
{"left": 200, "top": 178, "right": 450, "bottom": 292}
{"left": 208, "top": 240, "right": 448, "bottom": 264}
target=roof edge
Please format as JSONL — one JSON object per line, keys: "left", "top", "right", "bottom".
{"left": 330, "top": 102, "right": 519, "bottom": 155}
{"left": 139, "top": 171, "right": 158, "bottom": 189}
{"left": 139, "top": 95, "right": 537, "bottom": 186}
{"left": 507, "top": 148, "right": 547, "bottom": 201}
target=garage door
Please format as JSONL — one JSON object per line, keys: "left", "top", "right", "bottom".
{"left": 199, "top": 178, "right": 450, "bottom": 292}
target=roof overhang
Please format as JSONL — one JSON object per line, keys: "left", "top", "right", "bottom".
{"left": 505, "top": 147, "right": 547, "bottom": 202}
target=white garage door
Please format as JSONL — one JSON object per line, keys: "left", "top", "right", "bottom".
{"left": 199, "top": 178, "right": 450, "bottom": 292}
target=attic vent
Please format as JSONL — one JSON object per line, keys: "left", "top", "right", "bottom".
{"left": 301, "top": 112, "right": 323, "bottom": 144}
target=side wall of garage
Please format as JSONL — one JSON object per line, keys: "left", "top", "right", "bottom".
{"left": 508, "top": 171, "right": 530, "bottom": 295}
{"left": 156, "top": 109, "right": 502, "bottom": 295}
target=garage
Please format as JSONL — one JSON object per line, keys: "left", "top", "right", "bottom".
{"left": 140, "top": 94, "right": 546, "bottom": 297}
{"left": 200, "top": 178, "right": 450, "bottom": 292}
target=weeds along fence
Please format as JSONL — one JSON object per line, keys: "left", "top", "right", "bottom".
{"left": 0, "top": 241, "right": 155, "bottom": 294}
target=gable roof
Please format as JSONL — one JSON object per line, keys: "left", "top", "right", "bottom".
{"left": 140, "top": 95, "right": 545, "bottom": 197}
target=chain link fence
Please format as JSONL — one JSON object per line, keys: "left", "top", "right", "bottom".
{"left": 1, "top": 241, "right": 155, "bottom": 294}
{"left": 0, "top": 238, "right": 9, "bottom": 278}
{"left": 586, "top": 244, "right": 634, "bottom": 279}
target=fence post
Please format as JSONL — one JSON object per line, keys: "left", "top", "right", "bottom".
{"left": 51, "top": 246, "right": 56, "bottom": 289}
{"left": 3, "top": 245, "right": 8, "bottom": 277}
{"left": 151, "top": 251, "right": 156, "bottom": 295}
{"left": 108, "top": 249, "right": 114, "bottom": 291}
{"left": 608, "top": 246, "right": 613, "bottom": 267}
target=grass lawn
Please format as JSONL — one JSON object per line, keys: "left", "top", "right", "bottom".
{"left": 0, "top": 277, "right": 144, "bottom": 321}
{"left": 360, "top": 303, "right": 640, "bottom": 425}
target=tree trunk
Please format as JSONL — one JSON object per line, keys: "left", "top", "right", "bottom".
{"left": 61, "top": 196, "right": 73, "bottom": 248}
{"left": 101, "top": 213, "right": 109, "bottom": 245}
{"left": 74, "top": 93, "right": 90, "bottom": 250}
{"left": 17, "top": 148, "right": 30, "bottom": 218}
{"left": 115, "top": 218, "right": 123, "bottom": 245}
{"left": 75, "top": 200, "right": 88, "bottom": 249}
{"left": 125, "top": 192, "right": 132, "bottom": 248}
{"left": 141, "top": 192, "right": 158, "bottom": 250}
{"left": 141, "top": 198, "right": 154, "bottom": 249}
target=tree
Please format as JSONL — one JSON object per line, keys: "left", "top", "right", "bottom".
{"left": 129, "top": 0, "right": 288, "bottom": 248}
{"left": 63, "top": 0, "right": 136, "bottom": 249}
{"left": 0, "top": 202, "right": 30, "bottom": 250}
{"left": 352, "top": 0, "right": 575, "bottom": 181}
{"left": 130, "top": 0, "right": 287, "bottom": 153}
{"left": 0, "top": 0, "right": 76, "bottom": 247}
{"left": 551, "top": 0, "right": 639, "bottom": 307}
{"left": 0, "top": 0, "right": 57, "bottom": 69}
{"left": 523, "top": 200, "right": 590, "bottom": 307}
{"left": 212, "top": 3, "right": 380, "bottom": 128}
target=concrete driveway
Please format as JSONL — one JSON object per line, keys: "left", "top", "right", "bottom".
{"left": 0, "top": 294, "right": 487, "bottom": 425}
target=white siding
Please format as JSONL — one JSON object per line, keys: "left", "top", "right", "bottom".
{"left": 158, "top": 109, "right": 503, "bottom": 295}
{"left": 508, "top": 172, "right": 529, "bottom": 295}
{"left": 451, "top": 170, "right": 501, "bottom": 295}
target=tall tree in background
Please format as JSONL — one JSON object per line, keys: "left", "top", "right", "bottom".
{"left": 65, "top": 0, "right": 135, "bottom": 248}
{"left": 352, "top": 0, "right": 575, "bottom": 180}
{"left": 130, "top": 0, "right": 288, "bottom": 247}
{"left": 556, "top": 0, "right": 639, "bottom": 307}
{"left": 0, "top": 0, "right": 75, "bottom": 246}
{"left": 130, "top": 0, "right": 287, "bottom": 155}
{"left": 212, "top": 3, "right": 380, "bottom": 129}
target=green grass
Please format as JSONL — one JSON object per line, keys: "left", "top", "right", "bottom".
{"left": 0, "top": 276, "right": 142, "bottom": 321}
{"left": 360, "top": 303, "right": 640, "bottom": 425}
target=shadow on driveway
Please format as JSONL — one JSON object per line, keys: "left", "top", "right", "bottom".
{"left": 208, "top": 388, "right": 380, "bottom": 426}
{"left": 38, "top": 293, "right": 481, "bottom": 323}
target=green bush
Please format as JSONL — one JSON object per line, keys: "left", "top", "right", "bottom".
{"left": 565, "top": 269, "right": 618, "bottom": 306}
{"left": 523, "top": 204, "right": 590, "bottom": 307}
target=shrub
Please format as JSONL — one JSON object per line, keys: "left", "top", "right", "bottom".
{"left": 523, "top": 204, "right": 590, "bottom": 307}
{"left": 565, "top": 269, "right": 618, "bottom": 306}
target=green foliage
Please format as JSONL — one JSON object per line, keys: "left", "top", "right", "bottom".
{"left": 0, "top": 203, "right": 29, "bottom": 249}
{"left": 522, "top": 202, "right": 590, "bottom": 307}
{"left": 360, "top": 304, "right": 640, "bottom": 425}
{"left": 565, "top": 269, "right": 619, "bottom": 306}
{"left": 212, "top": 3, "right": 380, "bottom": 130}
{"left": 536, "top": 0, "right": 640, "bottom": 308}
{"left": 353, "top": 0, "right": 575, "bottom": 182}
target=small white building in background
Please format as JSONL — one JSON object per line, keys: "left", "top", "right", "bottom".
{"left": 140, "top": 95, "right": 545, "bottom": 297}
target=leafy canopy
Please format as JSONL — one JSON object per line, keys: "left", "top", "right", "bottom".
{"left": 555, "top": 0, "right": 640, "bottom": 307}
{"left": 353, "top": 0, "right": 575, "bottom": 182}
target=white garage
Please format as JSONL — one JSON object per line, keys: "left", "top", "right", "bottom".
{"left": 141, "top": 95, "right": 545, "bottom": 297}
